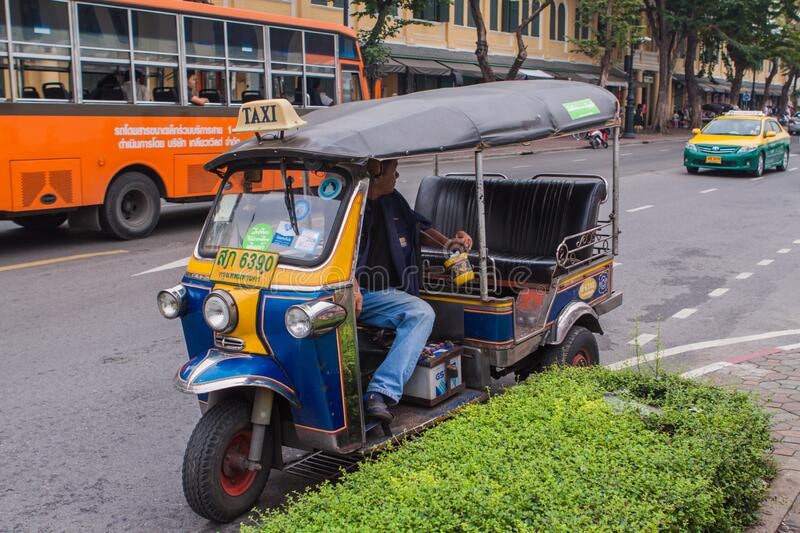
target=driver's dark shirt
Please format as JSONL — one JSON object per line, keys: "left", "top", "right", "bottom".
{"left": 358, "top": 199, "right": 400, "bottom": 291}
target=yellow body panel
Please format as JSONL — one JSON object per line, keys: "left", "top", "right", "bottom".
{"left": 218, "top": 285, "right": 268, "bottom": 355}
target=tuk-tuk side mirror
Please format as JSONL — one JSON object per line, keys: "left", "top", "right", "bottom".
{"left": 692, "top": 128, "right": 701, "bottom": 135}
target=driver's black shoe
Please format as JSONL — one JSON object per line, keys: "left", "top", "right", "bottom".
{"left": 365, "top": 393, "right": 393, "bottom": 423}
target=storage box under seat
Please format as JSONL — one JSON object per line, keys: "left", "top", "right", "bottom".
{"left": 402, "top": 343, "right": 464, "bottom": 406}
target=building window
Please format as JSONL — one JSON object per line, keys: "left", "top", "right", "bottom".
{"left": 501, "top": 0, "right": 519, "bottom": 32}
{"left": 557, "top": 3, "right": 566, "bottom": 41}
{"left": 415, "top": 0, "right": 449, "bottom": 22}
{"left": 454, "top": 0, "right": 464, "bottom": 26}
{"left": 574, "top": 7, "right": 589, "bottom": 39}
{"left": 490, "top": 0, "right": 498, "bottom": 30}
{"left": 531, "top": 1, "right": 540, "bottom": 36}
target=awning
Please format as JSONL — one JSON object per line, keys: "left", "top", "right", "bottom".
{"left": 697, "top": 81, "right": 716, "bottom": 93}
{"left": 519, "top": 68, "right": 554, "bottom": 79}
{"left": 438, "top": 61, "right": 484, "bottom": 79}
{"left": 606, "top": 75, "right": 627, "bottom": 88}
{"left": 377, "top": 58, "right": 406, "bottom": 75}
{"left": 394, "top": 58, "right": 451, "bottom": 77}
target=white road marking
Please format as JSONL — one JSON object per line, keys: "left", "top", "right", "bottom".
{"left": 757, "top": 259, "right": 774, "bottom": 266}
{"left": 628, "top": 333, "right": 657, "bottom": 347}
{"left": 735, "top": 272, "right": 753, "bottom": 280}
{"left": 750, "top": 176, "right": 766, "bottom": 182}
{"left": 777, "top": 248, "right": 791, "bottom": 254}
{"left": 132, "top": 257, "right": 190, "bottom": 277}
{"left": 681, "top": 361, "right": 732, "bottom": 378}
{"left": 672, "top": 308, "right": 697, "bottom": 319}
{"left": 621, "top": 152, "right": 633, "bottom": 156}
{"left": 512, "top": 165, "right": 531, "bottom": 169}
{"left": 708, "top": 288, "right": 729, "bottom": 297}
{"left": 778, "top": 342, "right": 800, "bottom": 351}
{"left": 659, "top": 148, "right": 670, "bottom": 152}
{"left": 607, "top": 329, "right": 800, "bottom": 370}
{"left": 626, "top": 205, "right": 653, "bottom": 213}
{"left": 794, "top": 240, "right": 800, "bottom": 244}
{"left": 790, "top": 167, "right": 798, "bottom": 171}
{"left": 699, "top": 188, "right": 717, "bottom": 194}
{"left": 572, "top": 158, "right": 587, "bottom": 162}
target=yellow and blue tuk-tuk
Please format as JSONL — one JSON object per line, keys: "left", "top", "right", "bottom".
{"left": 157, "top": 81, "right": 622, "bottom": 522}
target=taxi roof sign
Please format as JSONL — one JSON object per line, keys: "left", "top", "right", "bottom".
{"left": 232, "top": 99, "right": 306, "bottom": 134}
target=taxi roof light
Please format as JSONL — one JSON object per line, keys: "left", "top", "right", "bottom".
{"left": 233, "top": 99, "right": 306, "bottom": 138}
{"left": 724, "top": 110, "right": 765, "bottom": 117}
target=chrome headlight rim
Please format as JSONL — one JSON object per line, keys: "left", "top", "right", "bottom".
{"left": 203, "top": 290, "right": 238, "bottom": 334}
{"left": 285, "top": 300, "right": 347, "bottom": 339}
{"left": 157, "top": 285, "right": 187, "bottom": 319}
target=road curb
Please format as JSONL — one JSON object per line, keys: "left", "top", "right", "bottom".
{"left": 401, "top": 134, "right": 691, "bottom": 166}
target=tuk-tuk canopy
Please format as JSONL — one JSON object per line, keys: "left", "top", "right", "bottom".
{"left": 206, "top": 80, "right": 619, "bottom": 171}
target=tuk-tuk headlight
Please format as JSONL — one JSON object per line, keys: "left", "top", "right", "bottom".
{"left": 203, "top": 290, "right": 238, "bottom": 333}
{"left": 285, "top": 300, "right": 347, "bottom": 339}
{"left": 157, "top": 285, "right": 187, "bottom": 319}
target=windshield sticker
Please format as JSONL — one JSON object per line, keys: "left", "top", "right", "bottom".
{"left": 213, "top": 195, "right": 237, "bottom": 223}
{"left": 562, "top": 98, "right": 601, "bottom": 120}
{"left": 272, "top": 220, "right": 296, "bottom": 247}
{"left": 319, "top": 177, "right": 343, "bottom": 200}
{"left": 242, "top": 223, "right": 274, "bottom": 251}
{"left": 294, "top": 229, "right": 321, "bottom": 253}
{"left": 295, "top": 199, "right": 311, "bottom": 221}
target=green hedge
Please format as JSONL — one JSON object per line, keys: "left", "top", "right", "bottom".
{"left": 244, "top": 368, "right": 774, "bottom": 532}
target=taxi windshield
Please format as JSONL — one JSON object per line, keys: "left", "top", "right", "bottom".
{"left": 703, "top": 119, "right": 763, "bottom": 136}
{"left": 198, "top": 169, "right": 350, "bottom": 265}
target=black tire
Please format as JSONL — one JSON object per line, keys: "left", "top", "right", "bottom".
{"left": 99, "top": 171, "right": 160, "bottom": 240}
{"left": 11, "top": 213, "right": 68, "bottom": 231}
{"left": 777, "top": 148, "right": 790, "bottom": 171}
{"left": 182, "top": 398, "right": 273, "bottom": 523}
{"left": 539, "top": 325, "right": 599, "bottom": 369}
{"left": 750, "top": 153, "right": 765, "bottom": 177}
{"left": 686, "top": 167, "right": 699, "bottom": 175}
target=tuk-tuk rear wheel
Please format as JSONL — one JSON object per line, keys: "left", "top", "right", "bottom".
{"left": 182, "top": 398, "right": 273, "bottom": 523}
{"left": 540, "top": 325, "right": 599, "bottom": 369}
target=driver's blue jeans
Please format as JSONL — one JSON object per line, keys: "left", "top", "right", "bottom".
{"left": 360, "top": 288, "right": 435, "bottom": 404}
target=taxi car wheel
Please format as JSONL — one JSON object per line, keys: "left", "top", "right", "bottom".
{"left": 11, "top": 213, "right": 68, "bottom": 231}
{"left": 750, "top": 153, "right": 765, "bottom": 177}
{"left": 777, "top": 148, "right": 790, "bottom": 171}
{"left": 686, "top": 167, "right": 699, "bottom": 175}
{"left": 539, "top": 325, "right": 599, "bottom": 369}
{"left": 182, "top": 398, "right": 273, "bottom": 523}
{"left": 99, "top": 172, "right": 161, "bottom": 240}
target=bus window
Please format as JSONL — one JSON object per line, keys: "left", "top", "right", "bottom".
{"left": 341, "top": 67, "right": 363, "bottom": 103}
{"left": 185, "top": 17, "right": 226, "bottom": 104}
{"left": 339, "top": 36, "right": 360, "bottom": 61}
{"left": 307, "top": 75, "right": 335, "bottom": 106}
{"left": 132, "top": 10, "right": 178, "bottom": 104}
{"left": 10, "top": 0, "right": 72, "bottom": 100}
{"left": 190, "top": 69, "right": 226, "bottom": 105}
{"left": 304, "top": 32, "right": 336, "bottom": 107}
{"left": 272, "top": 70, "right": 303, "bottom": 106}
{"left": 78, "top": 4, "right": 130, "bottom": 102}
{"left": 1, "top": 2, "right": 6, "bottom": 99}
{"left": 227, "top": 21, "right": 265, "bottom": 103}
{"left": 270, "top": 28, "right": 303, "bottom": 65}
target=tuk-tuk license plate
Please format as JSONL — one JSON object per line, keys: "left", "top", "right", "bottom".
{"left": 210, "top": 247, "right": 279, "bottom": 288}
{"left": 705, "top": 155, "right": 722, "bottom": 164}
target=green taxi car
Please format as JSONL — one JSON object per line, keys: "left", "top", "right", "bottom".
{"left": 684, "top": 111, "right": 791, "bottom": 176}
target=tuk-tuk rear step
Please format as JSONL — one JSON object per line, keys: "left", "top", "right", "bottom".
{"left": 282, "top": 451, "right": 359, "bottom": 480}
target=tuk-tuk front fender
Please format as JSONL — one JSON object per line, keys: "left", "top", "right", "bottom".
{"left": 547, "top": 302, "right": 603, "bottom": 345}
{"left": 175, "top": 349, "right": 300, "bottom": 408}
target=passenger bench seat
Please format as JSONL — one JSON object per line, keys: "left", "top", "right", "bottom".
{"left": 414, "top": 175, "right": 606, "bottom": 285}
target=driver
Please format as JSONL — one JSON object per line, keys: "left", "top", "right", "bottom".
{"left": 354, "top": 159, "right": 473, "bottom": 423}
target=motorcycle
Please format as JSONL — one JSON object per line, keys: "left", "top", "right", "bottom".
{"left": 588, "top": 128, "right": 608, "bottom": 149}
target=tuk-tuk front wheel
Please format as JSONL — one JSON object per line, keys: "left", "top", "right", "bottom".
{"left": 182, "top": 398, "right": 273, "bottom": 523}
{"left": 541, "top": 325, "right": 599, "bottom": 369}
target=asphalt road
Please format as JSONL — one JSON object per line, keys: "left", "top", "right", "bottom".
{"left": 2, "top": 136, "right": 799, "bottom": 530}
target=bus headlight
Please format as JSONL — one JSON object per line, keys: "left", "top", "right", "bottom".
{"left": 285, "top": 300, "right": 347, "bottom": 339}
{"left": 157, "top": 285, "right": 187, "bottom": 319}
{"left": 203, "top": 290, "right": 238, "bottom": 333}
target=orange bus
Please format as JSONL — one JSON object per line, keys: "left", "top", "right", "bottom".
{"left": 0, "top": 0, "right": 367, "bottom": 239}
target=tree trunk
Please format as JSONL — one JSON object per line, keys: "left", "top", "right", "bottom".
{"left": 506, "top": 0, "right": 552, "bottom": 81}
{"left": 684, "top": 30, "right": 702, "bottom": 129}
{"left": 778, "top": 68, "right": 797, "bottom": 114}
{"left": 729, "top": 65, "right": 745, "bottom": 108}
{"left": 468, "top": 0, "right": 495, "bottom": 82}
{"left": 652, "top": 36, "right": 675, "bottom": 133}
{"left": 598, "top": 47, "right": 613, "bottom": 88}
{"left": 762, "top": 60, "right": 778, "bottom": 108}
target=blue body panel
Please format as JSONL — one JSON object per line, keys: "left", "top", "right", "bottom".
{"left": 179, "top": 278, "right": 214, "bottom": 358}
{"left": 463, "top": 308, "right": 514, "bottom": 345}
{"left": 547, "top": 270, "right": 610, "bottom": 324}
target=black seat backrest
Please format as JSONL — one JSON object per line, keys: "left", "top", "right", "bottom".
{"left": 414, "top": 175, "right": 606, "bottom": 259}
{"left": 153, "top": 86, "right": 177, "bottom": 103}
{"left": 241, "top": 90, "right": 262, "bottom": 103}
{"left": 22, "top": 86, "right": 40, "bottom": 98}
{"left": 42, "top": 82, "right": 67, "bottom": 99}
{"left": 199, "top": 88, "right": 221, "bottom": 103}
{"left": 100, "top": 84, "right": 125, "bottom": 101}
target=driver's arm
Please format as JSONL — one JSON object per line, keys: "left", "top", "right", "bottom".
{"left": 421, "top": 228, "right": 473, "bottom": 252}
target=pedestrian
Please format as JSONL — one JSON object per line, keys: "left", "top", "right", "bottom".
{"left": 634, "top": 104, "right": 644, "bottom": 132}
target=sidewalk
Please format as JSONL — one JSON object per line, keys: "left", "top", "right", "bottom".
{"left": 701, "top": 349, "right": 800, "bottom": 532}
{"left": 404, "top": 129, "right": 692, "bottom": 164}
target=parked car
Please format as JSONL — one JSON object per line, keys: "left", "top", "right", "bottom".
{"left": 788, "top": 113, "right": 800, "bottom": 135}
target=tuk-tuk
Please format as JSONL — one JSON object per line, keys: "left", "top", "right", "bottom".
{"left": 157, "top": 81, "right": 622, "bottom": 522}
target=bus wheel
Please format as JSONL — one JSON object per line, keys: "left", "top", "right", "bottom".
{"left": 182, "top": 398, "right": 273, "bottom": 523}
{"left": 99, "top": 172, "right": 160, "bottom": 240}
{"left": 11, "top": 213, "right": 68, "bottom": 231}
{"left": 540, "top": 326, "right": 599, "bottom": 369}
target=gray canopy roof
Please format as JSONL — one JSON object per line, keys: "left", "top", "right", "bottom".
{"left": 206, "top": 80, "right": 619, "bottom": 171}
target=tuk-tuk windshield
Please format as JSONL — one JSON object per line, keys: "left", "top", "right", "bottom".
{"left": 198, "top": 170, "right": 350, "bottom": 265}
